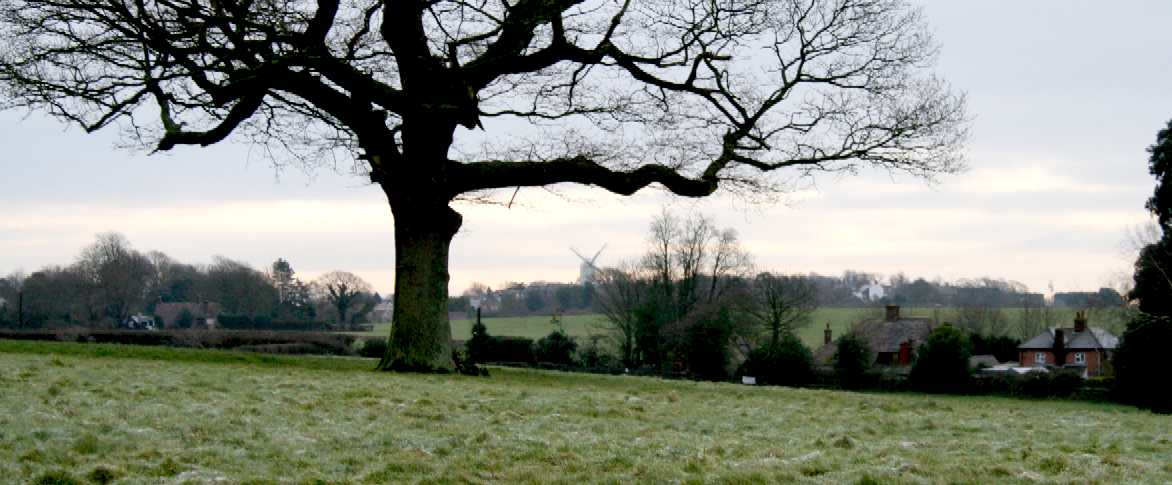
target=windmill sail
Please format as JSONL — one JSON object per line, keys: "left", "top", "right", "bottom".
{"left": 571, "top": 245, "right": 606, "bottom": 284}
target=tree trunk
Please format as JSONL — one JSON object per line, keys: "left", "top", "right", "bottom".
{"left": 378, "top": 201, "right": 462, "bottom": 372}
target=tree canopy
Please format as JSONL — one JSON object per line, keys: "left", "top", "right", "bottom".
{"left": 1131, "top": 119, "right": 1172, "bottom": 316}
{"left": 313, "top": 271, "right": 373, "bottom": 325}
{"left": 1, "top": 0, "right": 967, "bottom": 371}
{"left": 1145, "top": 120, "right": 1172, "bottom": 228}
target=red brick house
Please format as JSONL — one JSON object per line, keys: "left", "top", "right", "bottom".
{"left": 1018, "top": 312, "right": 1118, "bottom": 377}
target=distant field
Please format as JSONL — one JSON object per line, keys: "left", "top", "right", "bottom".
{"left": 355, "top": 308, "right": 960, "bottom": 349}
{"left": 355, "top": 306, "right": 1123, "bottom": 350}
{"left": 2, "top": 340, "right": 1169, "bottom": 484}
{"left": 355, "top": 313, "right": 611, "bottom": 341}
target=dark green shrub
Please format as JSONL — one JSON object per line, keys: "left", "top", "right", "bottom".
{"left": 358, "top": 337, "right": 388, "bottom": 359}
{"left": 969, "top": 333, "right": 1020, "bottom": 363}
{"left": 1113, "top": 313, "right": 1172, "bottom": 413}
{"left": 533, "top": 329, "right": 577, "bottom": 366}
{"left": 485, "top": 337, "right": 535, "bottom": 364}
{"left": 465, "top": 318, "right": 491, "bottom": 363}
{"left": 578, "top": 336, "right": 620, "bottom": 371}
{"left": 833, "top": 333, "right": 872, "bottom": 389}
{"left": 1085, "top": 375, "right": 1114, "bottom": 390}
{"left": 663, "top": 305, "right": 737, "bottom": 381}
{"left": 1016, "top": 372, "right": 1054, "bottom": 398}
{"left": 466, "top": 325, "right": 536, "bottom": 364}
{"left": 910, "top": 323, "right": 971, "bottom": 393}
{"left": 739, "top": 333, "right": 813, "bottom": 387}
{"left": 1049, "top": 370, "right": 1084, "bottom": 398}
{"left": 973, "top": 371, "right": 1085, "bottom": 399}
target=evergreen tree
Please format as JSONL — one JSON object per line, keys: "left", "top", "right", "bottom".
{"left": 910, "top": 324, "right": 972, "bottom": 393}
{"left": 466, "top": 312, "right": 492, "bottom": 364}
{"left": 833, "top": 333, "right": 873, "bottom": 390}
{"left": 1131, "top": 120, "right": 1172, "bottom": 316}
{"left": 740, "top": 332, "right": 813, "bottom": 387}
{"left": 1145, "top": 120, "right": 1172, "bottom": 227}
{"left": 1113, "top": 314, "right": 1172, "bottom": 414}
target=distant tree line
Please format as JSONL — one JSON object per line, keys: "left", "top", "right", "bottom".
{"left": 452, "top": 263, "right": 1116, "bottom": 321}
{"left": 453, "top": 281, "right": 596, "bottom": 318}
{"left": 0, "top": 233, "right": 380, "bottom": 329}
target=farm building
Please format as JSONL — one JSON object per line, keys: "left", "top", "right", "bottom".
{"left": 815, "top": 305, "right": 936, "bottom": 366}
{"left": 1018, "top": 311, "right": 1117, "bottom": 377}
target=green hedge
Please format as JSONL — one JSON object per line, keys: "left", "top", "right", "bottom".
{"left": 0, "top": 328, "right": 356, "bottom": 356}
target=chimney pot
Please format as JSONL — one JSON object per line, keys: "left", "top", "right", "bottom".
{"left": 885, "top": 305, "right": 900, "bottom": 322}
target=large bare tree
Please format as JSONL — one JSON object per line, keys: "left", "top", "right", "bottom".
{"left": 0, "top": 0, "right": 966, "bottom": 371}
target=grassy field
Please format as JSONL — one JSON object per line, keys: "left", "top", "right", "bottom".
{"left": 355, "top": 314, "right": 611, "bottom": 341}
{"left": 3, "top": 340, "right": 1171, "bottom": 484}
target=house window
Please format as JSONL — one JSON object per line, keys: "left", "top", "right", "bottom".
{"left": 1074, "top": 352, "right": 1086, "bottom": 364}
{"left": 1035, "top": 352, "right": 1047, "bottom": 365}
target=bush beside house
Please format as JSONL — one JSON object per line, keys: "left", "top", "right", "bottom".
{"left": 833, "top": 333, "right": 872, "bottom": 389}
{"left": 1113, "top": 313, "right": 1172, "bottom": 414}
{"left": 910, "top": 324, "right": 971, "bottom": 393}
{"left": 738, "top": 333, "right": 813, "bottom": 387}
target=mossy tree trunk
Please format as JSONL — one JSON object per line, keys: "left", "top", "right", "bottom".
{"left": 377, "top": 195, "right": 462, "bottom": 372}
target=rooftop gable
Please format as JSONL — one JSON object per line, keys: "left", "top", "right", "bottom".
{"left": 1018, "top": 327, "right": 1118, "bottom": 351}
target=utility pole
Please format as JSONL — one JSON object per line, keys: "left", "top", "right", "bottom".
{"left": 17, "top": 289, "right": 24, "bottom": 328}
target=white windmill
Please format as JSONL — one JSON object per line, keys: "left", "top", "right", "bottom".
{"left": 570, "top": 244, "right": 607, "bottom": 284}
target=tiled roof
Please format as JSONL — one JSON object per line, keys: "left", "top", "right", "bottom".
{"left": 854, "top": 318, "right": 935, "bottom": 353}
{"left": 1018, "top": 327, "right": 1118, "bottom": 350}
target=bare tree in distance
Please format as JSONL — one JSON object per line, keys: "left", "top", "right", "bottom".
{"left": 314, "top": 271, "right": 373, "bottom": 327}
{"left": 596, "top": 209, "right": 753, "bottom": 368}
{"left": 750, "top": 273, "right": 818, "bottom": 348}
{"left": 76, "top": 232, "right": 154, "bottom": 323}
{"left": 0, "top": 0, "right": 967, "bottom": 371}
{"left": 592, "top": 261, "right": 648, "bottom": 367}
{"left": 643, "top": 210, "right": 753, "bottom": 318}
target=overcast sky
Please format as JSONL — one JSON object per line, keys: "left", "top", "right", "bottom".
{"left": 2, "top": 1, "right": 1170, "bottom": 296}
